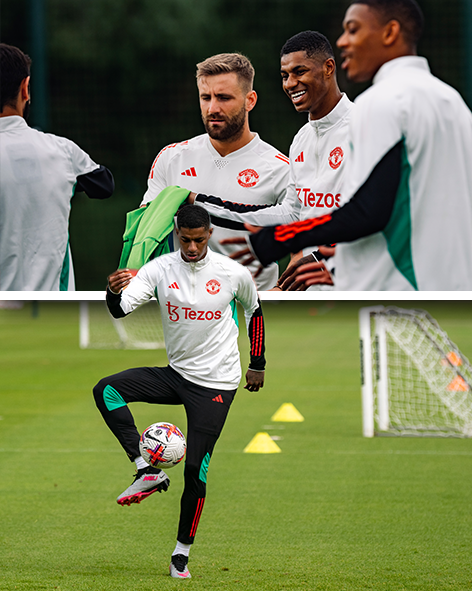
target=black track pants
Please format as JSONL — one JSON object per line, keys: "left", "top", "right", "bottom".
{"left": 93, "top": 365, "right": 236, "bottom": 544}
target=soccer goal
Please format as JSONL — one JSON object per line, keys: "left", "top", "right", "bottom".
{"left": 359, "top": 306, "right": 472, "bottom": 438}
{"left": 79, "top": 300, "right": 165, "bottom": 349}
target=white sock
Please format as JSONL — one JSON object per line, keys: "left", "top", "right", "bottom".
{"left": 173, "top": 541, "right": 191, "bottom": 557}
{"left": 134, "top": 456, "right": 149, "bottom": 471}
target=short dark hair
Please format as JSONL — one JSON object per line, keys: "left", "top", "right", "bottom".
{"left": 349, "top": 0, "right": 424, "bottom": 46}
{"left": 177, "top": 204, "right": 211, "bottom": 231}
{"left": 280, "top": 31, "right": 335, "bottom": 61}
{"left": 0, "top": 44, "right": 31, "bottom": 112}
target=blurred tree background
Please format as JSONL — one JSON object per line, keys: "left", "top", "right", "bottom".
{"left": 1, "top": 0, "right": 470, "bottom": 290}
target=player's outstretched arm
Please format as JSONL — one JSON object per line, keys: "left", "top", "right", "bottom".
{"left": 247, "top": 140, "right": 404, "bottom": 267}
{"left": 186, "top": 191, "right": 297, "bottom": 228}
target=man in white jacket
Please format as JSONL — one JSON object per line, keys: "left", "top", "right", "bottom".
{"left": 0, "top": 43, "right": 114, "bottom": 291}
{"left": 191, "top": 31, "right": 353, "bottom": 290}
{"left": 141, "top": 52, "right": 289, "bottom": 290}
{"left": 93, "top": 204, "right": 265, "bottom": 579}
{"left": 244, "top": 0, "right": 472, "bottom": 291}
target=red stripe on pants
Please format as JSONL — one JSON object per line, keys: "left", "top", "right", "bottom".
{"left": 190, "top": 497, "right": 206, "bottom": 538}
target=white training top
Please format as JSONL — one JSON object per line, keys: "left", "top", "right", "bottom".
{"left": 289, "top": 93, "right": 352, "bottom": 227}
{"left": 0, "top": 116, "right": 99, "bottom": 291}
{"left": 140, "top": 133, "right": 289, "bottom": 290}
{"left": 196, "top": 94, "right": 352, "bottom": 228}
{"left": 335, "top": 57, "right": 472, "bottom": 291}
{"left": 118, "top": 248, "right": 259, "bottom": 390}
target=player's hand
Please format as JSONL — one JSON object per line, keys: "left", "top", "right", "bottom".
{"left": 220, "top": 243, "right": 256, "bottom": 269}
{"left": 277, "top": 254, "right": 317, "bottom": 290}
{"left": 293, "top": 261, "right": 334, "bottom": 289}
{"left": 220, "top": 246, "right": 263, "bottom": 279}
{"left": 279, "top": 260, "right": 333, "bottom": 291}
{"left": 219, "top": 240, "right": 253, "bottom": 263}
{"left": 219, "top": 223, "right": 262, "bottom": 251}
{"left": 244, "top": 369, "right": 264, "bottom": 392}
{"left": 220, "top": 224, "right": 264, "bottom": 278}
{"left": 277, "top": 255, "right": 333, "bottom": 291}
{"left": 107, "top": 268, "right": 137, "bottom": 294}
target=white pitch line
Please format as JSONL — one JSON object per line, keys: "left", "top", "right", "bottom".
{"left": 0, "top": 448, "right": 123, "bottom": 453}
{"left": 215, "top": 449, "right": 472, "bottom": 456}
{"left": 0, "top": 448, "right": 471, "bottom": 456}
{"left": 322, "top": 450, "right": 472, "bottom": 456}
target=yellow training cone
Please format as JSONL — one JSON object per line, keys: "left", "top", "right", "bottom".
{"left": 271, "top": 403, "right": 305, "bottom": 422}
{"left": 243, "top": 432, "right": 281, "bottom": 454}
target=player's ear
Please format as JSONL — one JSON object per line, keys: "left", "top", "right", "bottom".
{"left": 20, "top": 76, "right": 31, "bottom": 101}
{"left": 324, "top": 58, "right": 336, "bottom": 79}
{"left": 208, "top": 227, "right": 213, "bottom": 238}
{"left": 245, "top": 90, "right": 257, "bottom": 112}
{"left": 383, "top": 19, "right": 401, "bottom": 47}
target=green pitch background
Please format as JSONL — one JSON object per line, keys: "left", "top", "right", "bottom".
{"left": 1, "top": 300, "right": 472, "bottom": 590}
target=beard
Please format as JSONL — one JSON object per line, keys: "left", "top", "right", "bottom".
{"left": 203, "top": 105, "right": 246, "bottom": 142}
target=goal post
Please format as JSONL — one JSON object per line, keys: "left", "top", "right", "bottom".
{"left": 359, "top": 306, "right": 384, "bottom": 437}
{"left": 359, "top": 306, "right": 472, "bottom": 438}
{"left": 79, "top": 300, "right": 165, "bottom": 350}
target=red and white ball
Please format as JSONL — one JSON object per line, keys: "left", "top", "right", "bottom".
{"left": 139, "top": 422, "right": 186, "bottom": 469}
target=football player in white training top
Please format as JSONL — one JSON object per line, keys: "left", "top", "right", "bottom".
{"left": 0, "top": 44, "right": 114, "bottom": 291}
{"left": 140, "top": 52, "right": 289, "bottom": 291}
{"left": 240, "top": 0, "right": 472, "bottom": 291}
{"left": 94, "top": 204, "right": 265, "bottom": 579}
{"left": 190, "top": 31, "right": 353, "bottom": 290}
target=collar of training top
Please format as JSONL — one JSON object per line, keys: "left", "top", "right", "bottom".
{"left": 0, "top": 115, "right": 28, "bottom": 132}
{"left": 205, "top": 132, "right": 260, "bottom": 160}
{"left": 179, "top": 246, "right": 213, "bottom": 269}
{"left": 373, "top": 56, "right": 430, "bottom": 85}
{"left": 308, "top": 93, "right": 353, "bottom": 134}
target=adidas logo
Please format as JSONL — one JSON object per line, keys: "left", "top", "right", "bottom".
{"left": 212, "top": 395, "right": 224, "bottom": 403}
{"left": 295, "top": 152, "right": 304, "bottom": 163}
{"left": 181, "top": 167, "right": 197, "bottom": 177}
{"left": 169, "top": 282, "right": 180, "bottom": 289}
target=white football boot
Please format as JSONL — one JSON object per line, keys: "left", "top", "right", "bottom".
{"left": 116, "top": 466, "right": 169, "bottom": 506}
{"left": 169, "top": 554, "right": 191, "bottom": 579}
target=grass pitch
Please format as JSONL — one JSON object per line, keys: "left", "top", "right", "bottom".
{"left": 1, "top": 300, "right": 472, "bottom": 590}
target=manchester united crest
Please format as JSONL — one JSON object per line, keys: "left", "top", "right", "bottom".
{"left": 206, "top": 279, "right": 221, "bottom": 295}
{"left": 328, "top": 147, "right": 344, "bottom": 170}
{"left": 237, "top": 168, "right": 260, "bottom": 188}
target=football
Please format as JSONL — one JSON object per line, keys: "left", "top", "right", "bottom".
{"left": 139, "top": 422, "right": 186, "bottom": 469}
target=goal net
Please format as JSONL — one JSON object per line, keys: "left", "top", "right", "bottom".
{"left": 359, "top": 306, "right": 472, "bottom": 438}
{"left": 79, "top": 300, "right": 165, "bottom": 349}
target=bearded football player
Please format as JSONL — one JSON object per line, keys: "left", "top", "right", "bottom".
{"left": 140, "top": 52, "right": 289, "bottom": 290}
